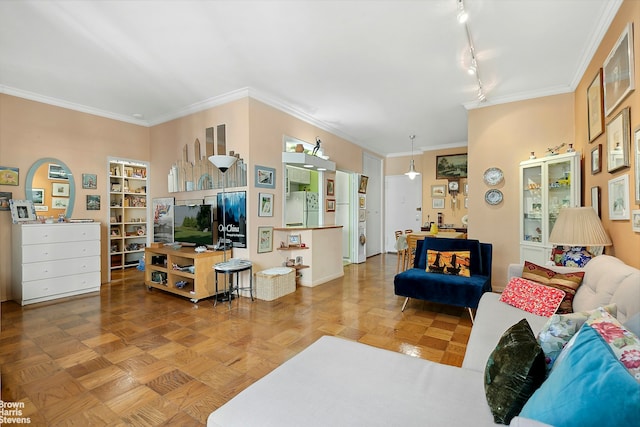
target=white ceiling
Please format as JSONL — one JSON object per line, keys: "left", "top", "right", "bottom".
{"left": 0, "top": 0, "right": 621, "bottom": 157}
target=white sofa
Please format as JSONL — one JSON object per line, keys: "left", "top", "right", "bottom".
{"left": 208, "top": 255, "right": 640, "bottom": 427}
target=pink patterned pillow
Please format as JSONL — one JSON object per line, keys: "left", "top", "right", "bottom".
{"left": 500, "top": 277, "right": 566, "bottom": 317}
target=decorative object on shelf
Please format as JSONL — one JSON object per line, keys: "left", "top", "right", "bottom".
{"left": 587, "top": 68, "right": 604, "bottom": 142}
{"left": 632, "top": 210, "right": 640, "bottom": 233}
{"left": 603, "top": 22, "right": 635, "bottom": 116}
{"left": 548, "top": 207, "right": 612, "bottom": 267}
{"left": 590, "top": 186, "right": 601, "bottom": 217}
{"left": 483, "top": 167, "right": 503, "bottom": 186}
{"left": 258, "top": 192, "right": 274, "bottom": 217}
{"left": 326, "top": 199, "right": 336, "bottom": 212}
{"left": 404, "top": 135, "right": 420, "bottom": 180}
{"left": 529, "top": 152, "right": 536, "bottom": 159}
{"left": 590, "top": 144, "right": 602, "bottom": 174}
{"left": 635, "top": 126, "right": 640, "bottom": 204}
{"left": 255, "top": 165, "right": 276, "bottom": 189}
{"left": 82, "top": 173, "right": 97, "bottom": 189}
{"left": 312, "top": 137, "right": 322, "bottom": 156}
{"left": 288, "top": 234, "right": 301, "bottom": 247}
{"left": 9, "top": 199, "right": 36, "bottom": 223}
{"left": 257, "top": 226, "right": 273, "bottom": 253}
{"left": 485, "top": 189, "right": 503, "bottom": 205}
{"left": 86, "top": 195, "right": 100, "bottom": 210}
{"left": 546, "top": 143, "right": 565, "bottom": 156}
{"left": 436, "top": 153, "right": 467, "bottom": 179}
{"left": 606, "top": 107, "right": 630, "bottom": 173}
{"left": 431, "top": 184, "right": 446, "bottom": 198}
{"left": 566, "top": 144, "right": 575, "bottom": 153}
{"left": 195, "top": 246, "right": 207, "bottom": 253}
{"left": 295, "top": 143, "right": 304, "bottom": 153}
{"left": 0, "top": 166, "right": 19, "bottom": 186}
{"left": 209, "top": 154, "right": 237, "bottom": 261}
{"left": 608, "top": 174, "right": 630, "bottom": 220}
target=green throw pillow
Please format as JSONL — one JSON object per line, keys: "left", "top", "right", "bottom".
{"left": 484, "top": 319, "right": 546, "bottom": 424}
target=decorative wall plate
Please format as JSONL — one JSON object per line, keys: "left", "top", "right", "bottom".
{"left": 485, "top": 189, "right": 503, "bottom": 205}
{"left": 483, "top": 167, "right": 504, "bottom": 186}
{"left": 461, "top": 214, "right": 469, "bottom": 226}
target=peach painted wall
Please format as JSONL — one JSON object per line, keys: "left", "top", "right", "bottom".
{"left": 468, "top": 93, "right": 575, "bottom": 290}
{"left": 572, "top": 0, "right": 640, "bottom": 265}
{"left": 0, "top": 94, "right": 150, "bottom": 300}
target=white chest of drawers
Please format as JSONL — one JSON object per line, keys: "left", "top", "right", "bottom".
{"left": 12, "top": 222, "right": 101, "bottom": 305}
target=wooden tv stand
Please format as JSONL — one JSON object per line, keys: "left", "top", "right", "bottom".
{"left": 144, "top": 246, "right": 230, "bottom": 302}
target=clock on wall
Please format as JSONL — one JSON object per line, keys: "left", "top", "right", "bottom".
{"left": 483, "top": 167, "right": 504, "bottom": 186}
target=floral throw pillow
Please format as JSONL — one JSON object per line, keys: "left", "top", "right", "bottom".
{"left": 522, "top": 261, "right": 585, "bottom": 314}
{"left": 499, "top": 277, "right": 565, "bottom": 317}
{"left": 425, "top": 250, "right": 471, "bottom": 277}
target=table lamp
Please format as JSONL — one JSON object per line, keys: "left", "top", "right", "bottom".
{"left": 208, "top": 154, "right": 237, "bottom": 262}
{"left": 548, "top": 207, "right": 612, "bottom": 267}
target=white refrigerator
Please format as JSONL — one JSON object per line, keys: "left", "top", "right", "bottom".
{"left": 286, "top": 191, "right": 319, "bottom": 227}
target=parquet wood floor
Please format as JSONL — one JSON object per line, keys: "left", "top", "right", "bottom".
{"left": 0, "top": 253, "right": 472, "bottom": 426}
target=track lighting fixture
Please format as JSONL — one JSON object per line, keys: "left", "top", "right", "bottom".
{"left": 457, "top": 0, "right": 468, "bottom": 24}
{"left": 458, "top": 0, "right": 487, "bottom": 103}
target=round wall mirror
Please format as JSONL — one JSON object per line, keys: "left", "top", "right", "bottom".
{"left": 25, "top": 158, "right": 75, "bottom": 218}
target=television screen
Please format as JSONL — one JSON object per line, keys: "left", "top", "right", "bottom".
{"left": 173, "top": 204, "right": 214, "bottom": 245}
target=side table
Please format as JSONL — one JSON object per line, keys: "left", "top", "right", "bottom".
{"left": 214, "top": 260, "right": 253, "bottom": 308}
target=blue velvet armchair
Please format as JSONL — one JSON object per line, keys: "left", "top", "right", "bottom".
{"left": 393, "top": 238, "right": 492, "bottom": 320}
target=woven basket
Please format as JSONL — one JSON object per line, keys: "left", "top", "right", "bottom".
{"left": 255, "top": 267, "right": 296, "bottom": 301}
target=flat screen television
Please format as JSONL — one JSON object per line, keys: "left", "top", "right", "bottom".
{"left": 173, "top": 204, "right": 214, "bottom": 246}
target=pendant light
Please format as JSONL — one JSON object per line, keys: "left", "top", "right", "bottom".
{"left": 405, "top": 135, "right": 420, "bottom": 180}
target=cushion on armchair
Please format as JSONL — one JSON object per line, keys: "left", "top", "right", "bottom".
{"left": 416, "top": 238, "right": 483, "bottom": 275}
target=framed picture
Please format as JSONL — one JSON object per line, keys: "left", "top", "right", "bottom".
{"left": 591, "top": 186, "right": 600, "bottom": 217}
{"left": 110, "top": 227, "right": 120, "bottom": 236}
{"left": 255, "top": 165, "right": 276, "bottom": 189}
{"left": 288, "top": 233, "right": 301, "bottom": 247}
{"left": 632, "top": 210, "right": 640, "bottom": 233}
{"left": 603, "top": 22, "right": 635, "bottom": 116}
{"left": 587, "top": 68, "right": 604, "bottom": 142}
{"left": 431, "top": 184, "right": 446, "bottom": 198}
{"left": 432, "top": 198, "right": 445, "bottom": 209}
{"left": 606, "top": 107, "right": 630, "bottom": 173}
{"left": 0, "top": 166, "right": 19, "bottom": 186}
{"left": 359, "top": 195, "right": 366, "bottom": 209}
{"left": 152, "top": 197, "right": 175, "bottom": 243}
{"left": 51, "top": 197, "right": 69, "bottom": 210}
{"left": 31, "top": 188, "right": 45, "bottom": 205}
{"left": 0, "top": 192, "right": 11, "bottom": 211}
{"left": 257, "top": 226, "right": 273, "bottom": 253}
{"left": 464, "top": 197, "right": 468, "bottom": 209}
{"left": 326, "top": 199, "right": 336, "bottom": 212}
{"left": 358, "top": 209, "right": 366, "bottom": 222}
{"left": 258, "top": 192, "right": 274, "bottom": 217}
{"left": 463, "top": 182, "right": 469, "bottom": 196}
{"left": 634, "top": 126, "right": 640, "bottom": 204}
{"left": 436, "top": 154, "right": 467, "bottom": 179}
{"left": 9, "top": 199, "right": 36, "bottom": 223}
{"left": 358, "top": 175, "right": 368, "bottom": 194}
{"left": 86, "top": 195, "right": 100, "bottom": 210}
{"left": 590, "top": 144, "right": 602, "bottom": 174}
{"left": 48, "top": 163, "right": 68, "bottom": 180}
{"left": 326, "top": 179, "right": 335, "bottom": 196}
{"left": 608, "top": 174, "right": 630, "bottom": 220}
{"left": 82, "top": 173, "right": 97, "bottom": 189}
{"left": 52, "top": 182, "right": 70, "bottom": 197}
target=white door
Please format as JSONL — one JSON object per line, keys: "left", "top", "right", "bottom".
{"left": 384, "top": 175, "right": 422, "bottom": 253}
{"left": 335, "top": 170, "right": 351, "bottom": 261}
{"left": 363, "top": 153, "right": 383, "bottom": 257}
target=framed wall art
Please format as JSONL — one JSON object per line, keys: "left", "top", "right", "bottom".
{"left": 0, "top": 192, "right": 11, "bottom": 211}
{"left": 436, "top": 154, "right": 467, "bottom": 179}
{"left": 152, "top": 197, "right": 175, "bottom": 243}
{"left": 326, "top": 179, "right": 335, "bottom": 196}
{"left": 86, "top": 195, "right": 100, "bottom": 210}
{"left": 591, "top": 186, "right": 600, "bottom": 217}
{"left": 0, "top": 166, "right": 19, "bottom": 186}
{"left": 587, "top": 68, "right": 604, "bottom": 142}
{"left": 48, "top": 163, "right": 68, "bottom": 180}
{"left": 82, "top": 173, "right": 97, "bottom": 189}
{"left": 31, "top": 188, "right": 44, "bottom": 205}
{"left": 326, "top": 199, "right": 336, "bottom": 212}
{"left": 431, "top": 184, "right": 446, "bottom": 198}
{"left": 606, "top": 107, "right": 630, "bottom": 173}
{"left": 358, "top": 175, "right": 368, "bottom": 194}
{"left": 52, "top": 197, "right": 69, "bottom": 210}
{"left": 257, "top": 226, "right": 273, "bottom": 253}
{"left": 608, "top": 174, "right": 630, "bottom": 220}
{"left": 632, "top": 210, "right": 640, "bottom": 233}
{"left": 603, "top": 22, "right": 635, "bottom": 116}
{"left": 432, "top": 198, "right": 445, "bottom": 209}
{"left": 590, "top": 144, "right": 602, "bottom": 174}
{"left": 255, "top": 165, "right": 276, "bottom": 189}
{"left": 52, "top": 182, "right": 70, "bottom": 197}
{"left": 634, "top": 126, "right": 640, "bottom": 204}
{"left": 258, "top": 192, "right": 273, "bottom": 217}
{"left": 9, "top": 199, "right": 36, "bottom": 223}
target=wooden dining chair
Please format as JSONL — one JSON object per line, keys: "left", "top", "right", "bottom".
{"left": 405, "top": 233, "right": 425, "bottom": 271}
{"left": 395, "top": 230, "right": 405, "bottom": 273}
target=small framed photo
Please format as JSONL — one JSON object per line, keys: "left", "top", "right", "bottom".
{"left": 82, "top": 173, "right": 98, "bottom": 189}
{"left": 359, "top": 195, "right": 366, "bottom": 209}
{"left": 464, "top": 197, "right": 468, "bottom": 209}
{"left": 634, "top": 126, "right": 640, "bottom": 204}
{"left": 326, "top": 199, "right": 336, "bottom": 212}
{"left": 258, "top": 192, "right": 274, "bottom": 217}
{"left": 111, "top": 227, "right": 121, "bottom": 236}
{"left": 111, "top": 183, "right": 122, "bottom": 192}
{"left": 606, "top": 107, "right": 630, "bottom": 173}
{"left": 432, "top": 198, "right": 445, "bottom": 209}
{"left": 431, "top": 184, "right": 446, "bottom": 198}
{"left": 632, "top": 210, "right": 640, "bottom": 233}
{"left": 326, "top": 179, "right": 335, "bottom": 196}
{"left": 358, "top": 175, "right": 368, "bottom": 194}
{"left": 86, "top": 195, "right": 101, "bottom": 210}
{"left": 591, "top": 186, "right": 601, "bottom": 217}
{"left": 590, "top": 144, "right": 602, "bottom": 174}
{"left": 603, "top": 23, "right": 635, "bottom": 116}
{"left": 52, "top": 182, "right": 70, "bottom": 197}
{"left": 48, "top": 163, "right": 68, "bottom": 180}
{"left": 52, "top": 197, "right": 69, "bottom": 210}
{"left": 0, "top": 166, "right": 19, "bottom": 186}
{"left": 257, "top": 226, "right": 273, "bottom": 253}
{"left": 358, "top": 209, "right": 366, "bottom": 222}
{"left": 463, "top": 182, "right": 469, "bottom": 196}
{"left": 0, "top": 192, "right": 12, "bottom": 211}
{"left": 31, "top": 188, "right": 45, "bottom": 205}
{"left": 288, "top": 234, "right": 301, "bottom": 247}
{"left": 608, "top": 174, "right": 630, "bottom": 220}
{"left": 587, "top": 68, "right": 604, "bottom": 142}
{"left": 255, "top": 165, "right": 276, "bottom": 189}
{"left": 9, "top": 199, "right": 36, "bottom": 223}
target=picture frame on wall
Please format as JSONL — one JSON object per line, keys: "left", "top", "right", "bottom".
{"left": 48, "top": 163, "right": 68, "bottom": 180}
{"left": 52, "top": 182, "right": 70, "bottom": 197}
{"left": 258, "top": 192, "right": 273, "bottom": 217}
{"left": 432, "top": 198, "right": 445, "bottom": 209}
{"left": 436, "top": 154, "right": 468, "bottom": 179}
{"left": 587, "top": 68, "right": 604, "bottom": 142}
{"left": 0, "top": 192, "right": 12, "bottom": 211}
{"left": 255, "top": 165, "right": 276, "bottom": 189}
{"left": 82, "top": 173, "right": 97, "bottom": 189}
{"left": 608, "top": 174, "right": 630, "bottom": 220}
{"left": 634, "top": 126, "right": 640, "bottom": 204}
{"left": 0, "top": 166, "right": 19, "bottom": 186}
{"left": 326, "top": 199, "right": 336, "bottom": 212}
{"left": 603, "top": 22, "right": 635, "bottom": 116}
{"left": 31, "top": 188, "right": 44, "bottom": 205}
{"left": 86, "top": 195, "right": 100, "bottom": 210}
{"left": 257, "top": 226, "right": 273, "bottom": 253}
{"left": 590, "top": 144, "right": 601, "bottom": 174}
{"left": 431, "top": 184, "right": 446, "bottom": 198}
{"left": 358, "top": 175, "right": 368, "bottom": 194}
{"left": 591, "top": 186, "right": 600, "bottom": 217}
{"left": 632, "top": 210, "right": 640, "bottom": 233}
{"left": 326, "top": 179, "right": 335, "bottom": 196}
{"left": 606, "top": 107, "right": 630, "bottom": 173}
{"left": 52, "top": 197, "right": 69, "bottom": 210}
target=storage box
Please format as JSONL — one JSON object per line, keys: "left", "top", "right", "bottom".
{"left": 255, "top": 267, "right": 296, "bottom": 301}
